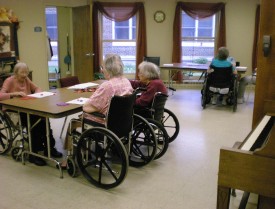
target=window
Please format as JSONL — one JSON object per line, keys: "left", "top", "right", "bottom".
{"left": 45, "top": 7, "right": 59, "bottom": 73}
{"left": 181, "top": 12, "right": 215, "bottom": 63}
{"left": 102, "top": 15, "right": 136, "bottom": 74}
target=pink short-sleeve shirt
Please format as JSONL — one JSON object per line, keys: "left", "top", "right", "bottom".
{"left": 84, "top": 76, "right": 133, "bottom": 124}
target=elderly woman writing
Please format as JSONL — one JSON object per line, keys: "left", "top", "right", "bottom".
{"left": 63, "top": 54, "right": 133, "bottom": 156}
{"left": 83, "top": 54, "right": 133, "bottom": 124}
{"left": 1, "top": 62, "right": 62, "bottom": 166}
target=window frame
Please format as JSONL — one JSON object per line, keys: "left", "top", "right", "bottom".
{"left": 181, "top": 11, "right": 216, "bottom": 63}
{"left": 101, "top": 15, "right": 137, "bottom": 74}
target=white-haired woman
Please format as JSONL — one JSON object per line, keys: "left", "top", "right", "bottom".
{"left": 83, "top": 54, "right": 133, "bottom": 123}
{"left": 130, "top": 61, "right": 167, "bottom": 107}
{"left": 63, "top": 54, "right": 133, "bottom": 158}
{"left": 1, "top": 62, "right": 62, "bottom": 166}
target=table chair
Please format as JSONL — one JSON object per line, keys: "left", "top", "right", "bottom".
{"left": 59, "top": 76, "right": 80, "bottom": 88}
{"left": 143, "top": 56, "right": 160, "bottom": 66}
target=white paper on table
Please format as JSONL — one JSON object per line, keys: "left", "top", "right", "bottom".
{"left": 236, "top": 66, "right": 247, "bottom": 72}
{"left": 67, "top": 82, "right": 99, "bottom": 90}
{"left": 66, "top": 97, "right": 89, "bottom": 105}
{"left": 28, "top": 91, "right": 55, "bottom": 98}
{"left": 163, "top": 64, "right": 174, "bottom": 66}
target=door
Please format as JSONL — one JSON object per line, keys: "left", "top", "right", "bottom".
{"left": 72, "top": 5, "right": 93, "bottom": 83}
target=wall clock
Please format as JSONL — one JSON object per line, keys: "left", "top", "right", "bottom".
{"left": 154, "top": 11, "right": 165, "bottom": 23}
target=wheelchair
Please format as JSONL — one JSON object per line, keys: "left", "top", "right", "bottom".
{"left": 201, "top": 66, "right": 238, "bottom": 112}
{"left": 0, "top": 110, "right": 28, "bottom": 160}
{"left": 65, "top": 93, "right": 157, "bottom": 189}
{"left": 134, "top": 91, "right": 170, "bottom": 159}
{"left": 134, "top": 88, "right": 180, "bottom": 144}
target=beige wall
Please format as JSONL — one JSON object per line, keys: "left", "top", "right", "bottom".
{"left": 0, "top": 0, "right": 259, "bottom": 89}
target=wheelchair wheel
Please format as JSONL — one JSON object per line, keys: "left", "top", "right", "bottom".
{"left": 76, "top": 127, "right": 128, "bottom": 189}
{"left": 0, "top": 111, "right": 13, "bottom": 155}
{"left": 67, "top": 157, "right": 78, "bottom": 177}
{"left": 130, "top": 114, "right": 157, "bottom": 167}
{"left": 146, "top": 118, "right": 169, "bottom": 160}
{"left": 201, "top": 80, "right": 210, "bottom": 109}
{"left": 232, "top": 78, "right": 238, "bottom": 112}
{"left": 161, "top": 109, "right": 180, "bottom": 143}
{"left": 11, "top": 146, "right": 24, "bottom": 161}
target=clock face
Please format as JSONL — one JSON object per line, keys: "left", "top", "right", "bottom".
{"left": 154, "top": 11, "right": 165, "bottom": 23}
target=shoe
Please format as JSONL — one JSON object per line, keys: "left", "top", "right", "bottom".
{"left": 212, "top": 95, "right": 217, "bottom": 105}
{"left": 237, "top": 98, "right": 244, "bottom": 104}
{"left": 222, "top": 98, "right": 227, "bottom": 105}
{"left": 44, "top": 148, "right": 63, "bottom": 158}
{"left": 29, "top": 155, "right": 47, "bottom": 166}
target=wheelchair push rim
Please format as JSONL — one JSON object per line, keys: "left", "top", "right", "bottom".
{"left": 130, "top": 114, "right": 157, "bottom": 167}
{"left": 76, "top": 127, "right": 128, "bottom": 189}
{"left": 161, "top": 109, "right": 180, "bottom": 143}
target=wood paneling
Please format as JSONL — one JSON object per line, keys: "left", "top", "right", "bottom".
{"left": 253, "top": 0, "right": 275, "bottom": 127}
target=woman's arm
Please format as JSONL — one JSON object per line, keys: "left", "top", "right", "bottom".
{"left": 83, "top": 102, "right": 99, "bottom": 113}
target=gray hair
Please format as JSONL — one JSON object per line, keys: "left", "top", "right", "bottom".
{"left": 138, "top": 61, "right": 160, "bottom": 80}
{"left": 217, "top": 47, "right": 229, "bottom": 60}
{"left": 13, "top": 62, "right": 29, "bottom": 74}
{"left": 103, "top": 54, "right": 124, "bottom": 78}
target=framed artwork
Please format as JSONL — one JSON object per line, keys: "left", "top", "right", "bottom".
{"left": 0, "top": 22, "right": 18, "bottom": 59}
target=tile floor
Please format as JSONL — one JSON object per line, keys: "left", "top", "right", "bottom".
{"left": 0, "top": 88, "right": 257, "bottom": 209}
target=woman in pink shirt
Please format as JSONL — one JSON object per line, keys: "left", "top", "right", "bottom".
{"left": 1, "top": 62, "right": 62, "bottom": 166}
{"left": 64, "top": 54, "right": 133, "bottom": 154}
{"left": 83, "top": 54, "right": 133, "bottom": 124}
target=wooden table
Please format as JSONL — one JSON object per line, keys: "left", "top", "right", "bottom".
{"left": 0, "top": 88, "right": 92, "bottom": 178}
{"left": 160, "top": 63, "right": 209, "bottom": 88}
{"left": 160, "top": 63, "right": 247, "bottom": 89}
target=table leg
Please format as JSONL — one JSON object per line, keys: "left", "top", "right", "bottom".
{"left": 45, "top": 116, "right": 63, "bottom": 178}
{"left": 198, "top": 71, "right": 206, "bottom": 81}
{"left": 21, "top": 114, "right": 63, "bottom": 178}
{"left": 168, "top": 69, "right": 171, "bottom": 89}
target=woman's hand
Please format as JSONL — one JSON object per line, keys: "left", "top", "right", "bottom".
{"left": 10, "top": 91, "right": 27, "bottom": 98}
{"left": 207, "top": 68, "right": 214, "bottom": 74}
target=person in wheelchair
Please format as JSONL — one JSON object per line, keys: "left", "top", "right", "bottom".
{"left": 0, "top": 62, "right": 62, "bottom": 166}
{"left": 130, "top": 61, "right": 167, "bottom": 117}
{"left": 83, "top": 54, "right": 133, "bottom": 124}
{"left": 207, "top": 47, "right": 237, "bottom": 105}
{"left": 64, "top": 54, "right": 133, "bottom": 152}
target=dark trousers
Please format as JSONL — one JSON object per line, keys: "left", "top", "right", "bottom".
{"left": 19, "top": 113, "right": 55, "bottom": 153}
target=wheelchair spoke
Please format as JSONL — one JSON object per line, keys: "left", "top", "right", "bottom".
{"left": 0, "top": 137, "right": 5, "bottom": 148}
{"left": 102, "top": 160, "right": 119, "bottom": 181}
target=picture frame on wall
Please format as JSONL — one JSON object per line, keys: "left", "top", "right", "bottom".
{"left": 0, "top": 22, "right": 19, "bottom": 59}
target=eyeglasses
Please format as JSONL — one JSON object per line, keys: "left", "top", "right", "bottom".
{"left": 100, "top": 66, "right": 104, "bottom": 73}
{"left": 19, "top": 71, "right": 29, "bottom": 75}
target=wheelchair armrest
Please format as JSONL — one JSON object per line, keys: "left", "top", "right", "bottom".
{"left": 167, "top": 87, "right": 176, "bottom": 92}
{"left": 134, "top": 105, "right": 155, "bottom": 116}
{"left": 134, "top": 105, "right": 151, "bottom": 111}
{"left": 84, "top": 111, "right": 105, "bottom": 119}
{"left": 134, "top": 87, "right": 147, "bottom": 94}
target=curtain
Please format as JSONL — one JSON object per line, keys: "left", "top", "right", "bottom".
{"left": 252, "top": 5, "right": 260, "bottom": 71}
{"left": 92, "top": 2, "right": 146, "bottom": 78}
{"left": 172, "top": 2, "right": 226, "bottom": 63}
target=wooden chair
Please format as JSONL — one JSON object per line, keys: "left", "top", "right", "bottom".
{"left": 59, "top": 76, "right": 80, "bottom": 88}
{"left": 59, "top": 76, "right": 80, "bottom": 138}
